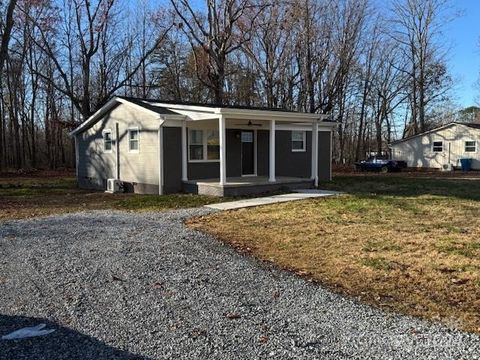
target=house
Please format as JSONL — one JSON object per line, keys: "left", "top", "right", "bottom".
{"left": 70, "top": 97, "right": 335, "bottom": 196}
{"left": 390, "top": 122, "right": 480, "bottom": 170}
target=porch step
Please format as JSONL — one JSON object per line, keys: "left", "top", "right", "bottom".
{"left": 183, "top": 177, "right": 314, "bottom": 197}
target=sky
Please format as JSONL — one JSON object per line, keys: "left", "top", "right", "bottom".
{"left": 447, "top": 0, "right": 480, "bottom": 108}
{"left": 161, "top": 0, "right": 479, "bottom": 108}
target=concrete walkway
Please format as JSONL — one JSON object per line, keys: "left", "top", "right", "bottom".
{"left": 205, "top": 189, "right": 340, "bottom": 210}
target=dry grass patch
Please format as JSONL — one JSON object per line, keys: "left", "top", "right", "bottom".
{"left": 0, "top": 173, "right": 220, "bottom": 221}
{"left": 188, "top": 176, "right": 480, "bottom": 333}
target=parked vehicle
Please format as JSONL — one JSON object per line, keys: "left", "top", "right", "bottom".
{"left": 355, "top": 156, "right": 407, "bottom": 173}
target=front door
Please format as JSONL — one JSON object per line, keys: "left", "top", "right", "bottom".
{"left": 241, "top": 131, "right": 255, "bottom": 175}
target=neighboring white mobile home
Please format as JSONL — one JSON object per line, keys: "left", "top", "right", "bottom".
{"left": 390, "top": 122, "right": 480, "bottom": 170}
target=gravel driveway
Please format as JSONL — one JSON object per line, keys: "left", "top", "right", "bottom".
{"left": 1, "top": 209, "right": 479, "bottom": 359}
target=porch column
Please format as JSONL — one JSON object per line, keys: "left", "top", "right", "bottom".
{"left": 219, "top": 115, "right": 227, "bottom": 185}
{"left": 181, "top": 120, "right": 188, "bottom": 181}
{"left": 311, "top": 119, "right": 319, "bottom": 187}
{"left": 269, "top": 119, "right": 276, "bottom": 182}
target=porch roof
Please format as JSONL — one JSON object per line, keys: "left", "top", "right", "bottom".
{"left": 119, "top": 97, "right": 333, "bottom": 124}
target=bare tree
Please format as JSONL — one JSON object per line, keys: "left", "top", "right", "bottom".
{"left": 243, "top": 0, "right": 296, "bottom": 108}
{"left": 170, "top": 0, "right": 266, "bottom": 104}
{"left": 0, "top": 0, "right": 16, "bottom": 73}
{"left": 29, "top": 0, "right": 172, "bottom": 119}
{"left": 390, "top": 0, "right": 451, "bottom": 133}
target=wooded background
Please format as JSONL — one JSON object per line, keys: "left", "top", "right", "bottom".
{"left": 0, "top": 0, "right": 473, "bottom": 171}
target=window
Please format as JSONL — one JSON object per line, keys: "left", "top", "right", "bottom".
{"left": 241, "top": 132, "right": 253, "bottom": 143}
{"left": 103, "top": 130, "right": 112, "bottom": 152}
{"left": 206, "top": 130, "right": 220, "bottom": 160}
{"left": 189, "top": 129, "right": 220, "bottom": 161}
{"left": 189, "top": 130, "right": 204, "bottom": 160}
{"left": 465, "top": 141, "right": 476, "bottom": 153}
{"left": 129, "top": 128, "right": 139, "bottom": 152}
{"left": 432, "top": 141, "right": 443, "bottom": 153}
{"left": 291, "top": 131, "right": 306, "bottom": 152}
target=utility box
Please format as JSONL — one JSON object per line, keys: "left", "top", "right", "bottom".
{"left": 106, "top": 179, "right": 123, "bottom": 193}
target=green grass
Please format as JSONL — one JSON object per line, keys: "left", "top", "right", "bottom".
{"left": 360, "top": 257, "right": 393, "bottom": 271}
{"left": 0, "top": 175, "right": 224, "bottom": 220}
{"left": 0, "top": 178, "right": 76, "bottom": 196}
{"left": 318, "top": 174, "right": 480, "bottom": 200}
{"left": 436, "top": 239, "right": 480, "bottom": 258}
{"left": 114, "top": 193, "right": 222, "bottom": 210}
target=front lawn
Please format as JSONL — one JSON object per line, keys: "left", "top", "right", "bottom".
{"left": 188, "top": 174, "right": 480, "bottom": 333}
{"left": 0, "top": 173, "right": 220, "bottom": 221}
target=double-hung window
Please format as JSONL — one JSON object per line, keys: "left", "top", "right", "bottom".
{"left": 189, "top": 130, "right": 204, "bottom": 160}
{"left": 206, "top": 130, "right": 220, "bottom": 160}
{"left": 103, "top": 130, "right": 112, "bottom": 152}
{"left": 432, "top": 141, "right": 443, "bottom": 153}
{"left": 291, "top": 131, "right": 306, "bottom": 152}
{"left": 465, "top": 141, "right": 476, "bottom": 153}
{"left": 129, "top": 128, "right": 139, "bottom": 152}
{"left": 189, "top": 129, "right": 220, "bottom": 161}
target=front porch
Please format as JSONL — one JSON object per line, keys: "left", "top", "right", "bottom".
{"left": 183, "top": 176, "right": 314, "bottom": 197}
{"left": 170, "top": 108, "right": 325, "bottom": 195}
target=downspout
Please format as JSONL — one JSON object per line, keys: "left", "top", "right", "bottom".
{"left": 115, "top": 122, "right": 120, "bottom": 179}
{"left": 158, "top": 117, "right": 166, "bottom": 195}
{"left": 74, "top": 134, "right": 79, "bottom": 180}
{"left": 448, "top": 142, "right": 451, "bottom": 166}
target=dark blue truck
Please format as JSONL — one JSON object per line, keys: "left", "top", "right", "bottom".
{"left": 354, "top": 156, "right": 407, "bottom": 173}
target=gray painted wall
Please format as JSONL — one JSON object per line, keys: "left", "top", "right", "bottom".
{"left": 318, "top": 131, "right": 332, "bottom": 181}
{"left": 188, "top": 162, "right": 219, "bottom": 179}
{"left": 257, "top": 130, "right": 269, "bottom": 176}
{"left": 226, "top": 129, "right": 242, "bottom": 177}
{"left": 275, "top": 130, "right": 312, "bottom": 178}
{"left": 162, "top": 127, "right": 182, "bottom": 193}
{"left": 186, "top": 128, "right": 331, "bottom": 181}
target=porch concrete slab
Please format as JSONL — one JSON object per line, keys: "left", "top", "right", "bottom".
{"left": 205, "top": 189, "right": 340, "bottom": 210}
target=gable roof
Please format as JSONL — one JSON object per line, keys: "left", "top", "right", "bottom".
{"left": 118, "top": 96, "right": 301, "bottom": 113}
{"left": 458, "top": 122, "right": 480, "bottom": 129}
{"left": 70, "top": 97, "right": 183, "bottom": 136}
{"left": 70, "top": 96, "right": 334, "bottom": 136}
{"left": 119, "top": 97, "right": 179, "bottom": 115}
{"left": 390, "top": 122, "right": 480, "bottom": 146}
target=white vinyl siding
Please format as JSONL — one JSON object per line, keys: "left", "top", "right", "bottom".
{"left": 390, "top": 124, "right": 480, "bottom": 170}
{"left": 77, "top": 103, "right": 161, "bottom": 189}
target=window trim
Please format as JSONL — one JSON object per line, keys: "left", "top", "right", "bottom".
{"left": 188, "top": 129, "right": 220, "bottom": 163}
{"left": 465, "top": 140, "right": 477, "bottom": 153}
{"left": 291, "top": 130, "right": 306, "bottom": 152}
{"left": 103, "top": 129, "right": 113, "bottom": 153}
{"left": 128, "top": 127, "right": 140, "bottom": 153}
{"left": 432, "top": 140, "right": 443, "bottom": 153}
